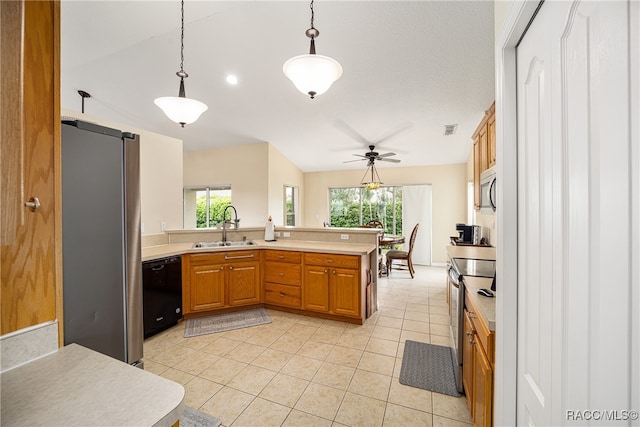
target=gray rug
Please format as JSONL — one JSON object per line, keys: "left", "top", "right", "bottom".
{"left": 180, "top": 405, "right": 222, "bottom": 427}
{"left": 184, "top": 308, "right": 272, "bottom": 338}
{"left": 399, "top": 340, "right": 462, "bottom": 397}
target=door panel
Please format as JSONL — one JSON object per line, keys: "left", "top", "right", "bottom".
{"left": 331, "top": 268, "right": 359, "bottom": 317}
{"left": 303, "top": 266, "right": 329, "bottom": 312}
{"left": 191, "top": 264, "right": 225, "bottom": 311}
{"left": 516, "top": 1, "right": 635, "bottom": 424}
{"left": 227, "top": 261, "right": 260, "bottom": 306}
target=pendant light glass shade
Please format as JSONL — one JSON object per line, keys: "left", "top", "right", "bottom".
{"left": 283, "top": 0, "right": 342, "bottom": 99}
{"left": 155, "top": 0, "right": 207, "bottom": 127}
{"left": 283, "top": 54, "right": 342, "bottom": 99}
{"left": 154, "top": 95, "right": 207, "bottom": 127}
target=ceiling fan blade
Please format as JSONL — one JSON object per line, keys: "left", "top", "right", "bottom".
{"left": 334, "top": 120, "right": 372, "bottom": 147}
{"left": 343, "top": 158, "right": 367, "bottom": 163}
{"left": 352, "top": 154, "right": 368, "bottom": 159}
{"left": 372, "top": 122, "right": 413, "bottom": 146}
{"left": 377, "top": 152, "right": 396, "bottom": 158}
{"left": 377, "top": 158, "right": 401, "bottom": 163}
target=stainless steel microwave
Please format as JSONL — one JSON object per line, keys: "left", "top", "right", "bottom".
{"left": 480, "top": 166, "right": 496, "bottom": 214}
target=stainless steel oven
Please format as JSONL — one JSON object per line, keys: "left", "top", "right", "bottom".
{"left": 448, "top": 262, "right": 464, "bottom": 393}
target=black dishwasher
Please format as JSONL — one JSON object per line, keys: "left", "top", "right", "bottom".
{"left": 142, "top": 256, "right": 182, "bottom": 338}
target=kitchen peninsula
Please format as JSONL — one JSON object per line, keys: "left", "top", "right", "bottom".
{"left": 142, "top": 228, "right": 380, "bottom": 325}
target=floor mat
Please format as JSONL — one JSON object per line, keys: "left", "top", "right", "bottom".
{"left": 399, "top": 340, "right": 461, "bottom": 397}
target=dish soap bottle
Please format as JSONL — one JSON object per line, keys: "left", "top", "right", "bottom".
{"left": 264, "top": 215, "right": 275, "bottom": 241}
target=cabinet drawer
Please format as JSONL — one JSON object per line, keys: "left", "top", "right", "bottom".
{"left": 304, "top": 253, "right": 359, "bottom": 269}
{"left": 264, "top": 283, "right": 301, "bottom": 308}
{"left": 264, "top": 262, "right": 301, "bottom": 286}
{"left": 466, "top": 297, "right": 495, "bottom": 364}
{"left": 264, "top": 250, "right": 301, "bottom": 263}
{"left": 188, "top": 250, "right": 259, "bottom": 265}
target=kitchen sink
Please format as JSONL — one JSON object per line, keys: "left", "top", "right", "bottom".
{"left": 192, "top": 241, "right": 256, "bottom": 248}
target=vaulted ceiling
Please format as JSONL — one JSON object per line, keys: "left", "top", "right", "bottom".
{"left": 61, "top": 1, "right": 495, "bottom": 172}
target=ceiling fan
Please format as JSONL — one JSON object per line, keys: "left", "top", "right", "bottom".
{"left": 334, "top": 120, "right": 411, "bottom": 165}
{"left": 344, "top": 145, "right": 401, "bottom": 164}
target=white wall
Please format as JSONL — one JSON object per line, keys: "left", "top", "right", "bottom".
{"left": 304, "top": 163, "right": 467, "bottom": 264}
{"left": 61, "top": 109, "right": 184, "bottom": 236}
{"left": 267, "top": 144, "right": 305, "bottom": 227}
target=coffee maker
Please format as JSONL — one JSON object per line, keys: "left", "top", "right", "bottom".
{"left": 456, "top": 223, "right": 482, "bottom": 244}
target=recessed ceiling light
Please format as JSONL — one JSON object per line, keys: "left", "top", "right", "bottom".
{"left": 225, "top": 74, "right": 238, "bottom": 85}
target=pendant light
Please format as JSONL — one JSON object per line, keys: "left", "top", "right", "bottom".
{"left": 361, "top": 161, "right": 383, "bottom": 190}
{"left": 154, "top": 0, "right": 208, "bottom": 127}
{"left": 283, "top": 0, "right": 342, "bottom": 99}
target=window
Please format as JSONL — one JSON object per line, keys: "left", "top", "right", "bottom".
{"left": 329, "top": 186, "right": 402, "bottom": 235}
{"left": 183, "top": 186, "right": 231, "bottom": 229}
{"left": 284, "top": 185, "right": 298, "bottom": 226}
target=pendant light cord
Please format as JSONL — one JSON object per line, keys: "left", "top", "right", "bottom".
{"left": 309, "top": 0, "right": 315, "bottom": 29}
{"left": 180, "top": 0, "right": 185, "bottom": 73}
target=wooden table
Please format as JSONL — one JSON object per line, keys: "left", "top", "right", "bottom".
{"left": 379, "top": 235, "right": 405, "bottom": 247}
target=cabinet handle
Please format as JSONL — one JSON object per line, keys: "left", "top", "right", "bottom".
{"left": 24, "top": 197, "right": 40, "bottom": 212}
{"left": 333, "top": 270, "right": 336, "bottom": 274}
{"left": 324, "top": 269, "right": 328, "bottom": 273}
{"left": 224, "top": 253, "right": 254, "bottom": 260}
{"left": 327, "top": 259, "right": 334, "bottom": 263}
{"left": 279, "top": 272, "right": 284, "bottom": 276}
{"left": 467, "top": 311, "right": 475, "bottom": 319}
{"left": 278, "top": 255, "right": 285, "bottom": 259}
{"left": 229, "top": 266, "right": 233, "bottom": 270}
{"left": 279, "top": 292, "right": 285, "bottom": 297}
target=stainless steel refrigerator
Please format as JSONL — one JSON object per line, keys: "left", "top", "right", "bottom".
{"left": 62, "top": 119, "right": 143, "bottom": 367}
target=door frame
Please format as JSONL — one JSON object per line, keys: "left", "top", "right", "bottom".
{"left": 494, "top": 1, "right": 541, "bottom": 425}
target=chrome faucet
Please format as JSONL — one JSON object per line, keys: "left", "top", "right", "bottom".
{"left": 222, "top": 205, "right": 238, "bottom": 243}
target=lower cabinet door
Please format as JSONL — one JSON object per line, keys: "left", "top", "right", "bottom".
{"left": 227, "top": 261, "right": 261, "bottom": 306}
{"left": 473, "top": 343, "right": 493, "bottom": 427}
{"left": 462, "top": 309, "right": 475, "bottom": 412}
{"left": 190, "top": 264, "right": 225, "bottom": 312}
{"left": 303, "top": 266, "right": 330, "bottom": 312}
{"left": 330, "top": 268, "right": 359, "bottom": 317}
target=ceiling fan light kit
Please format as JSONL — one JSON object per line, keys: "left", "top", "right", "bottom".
{"left": 283, "top": 0, "right": 342, "bottom": 99}
{"left": 361, "top": 161, "right": 383, "bottom": 190}
{"left": 154, "top": 0, "right": 208, "bottom": 127}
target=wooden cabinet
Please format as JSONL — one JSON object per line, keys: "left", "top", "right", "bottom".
{"left": 1, "top": 0, "right": 61, "bottom": 337}
{"left": 263, "top": 250, "right": 302, "bottom": 309}
{"left": 303, "top": 253, "right": 360, "bottom": 318}
{"left": 183, "top": 251, "right": 261, "bottom": 315}
{"left": 472, "top": 102, "right": 496, "bottom": 210}
{"left": 463, "top": 297, "right": 495, "bottom": 427}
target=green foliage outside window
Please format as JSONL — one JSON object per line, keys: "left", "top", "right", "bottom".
{"left": 329, "top": 187, "right": 402, "bottom": 235}
{"left": 196, "top": 195, "right": 232, "bottom": 228}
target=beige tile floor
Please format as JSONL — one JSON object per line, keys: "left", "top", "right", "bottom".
{"left": 144, "top": 265, "right": 473, "bottom": 427}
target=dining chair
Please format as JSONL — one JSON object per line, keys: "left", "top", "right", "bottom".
{"left": 386, "top": 223, "right": 419, "bottom": 278}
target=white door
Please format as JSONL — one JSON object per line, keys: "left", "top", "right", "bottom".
{"left": 516, "top": 2, "right": 636, "bottom": 425}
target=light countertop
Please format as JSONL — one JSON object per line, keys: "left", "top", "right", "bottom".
{"left": 142, "top": 239, "right": 377, "bottom": 262}
{"left": 462, "top": 276, "right": 496, "bottom": 331}
{"left": 446, "top": 245, "right": 496, "bottom": 261}
{"left": 446, "top": 245, "right": 496, "bottom": 331}
{"left": 0, "top": 344, "right": 184, "bottom": 427}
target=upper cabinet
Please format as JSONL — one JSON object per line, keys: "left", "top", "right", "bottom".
{"left": 472, "top": 102, "right": 496, "bottom": 210}
{"left": 1, "top": 0, "right": 60, "bottom": 336}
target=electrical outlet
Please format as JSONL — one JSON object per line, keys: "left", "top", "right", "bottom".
{"left": 161, "top": 221, "right": 167, "bottom": 232}
{"left": 141, "top": 223, "right": 145, "bottom": 233}
{"left": 274, "top": 231, "right": 281, "bottom": 237}
{"left": 283, "top": 231, "right": 291, "bottom": 237}
{"left": 341, "top": 234, "right": 349, "bottom": 240}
